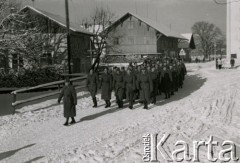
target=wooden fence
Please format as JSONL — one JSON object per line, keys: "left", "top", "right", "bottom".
{"left": 11, "top": 75, "right": 87, "bottom": 114}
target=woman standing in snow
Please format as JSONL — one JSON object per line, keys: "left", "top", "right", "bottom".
{"left": 99, "top": 68, "right": 112, "bottom": 108}
{"left": 86, "top": 69, "right": 99, "bottom": 108}
{"left": 58, "top": 78, "right": 77, "bottom": 126}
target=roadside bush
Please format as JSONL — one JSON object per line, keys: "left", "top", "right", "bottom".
{"left": 0, "top": 66, "right": 64, "bottom": 88}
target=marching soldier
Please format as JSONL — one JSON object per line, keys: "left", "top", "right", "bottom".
{"left": 99, "top": 68, "right": 112, "bottom": 108}
{"left": 113, "top": 68, "right": 124, "bottom": 108}
{"left": 121, "top": 66, "right": 127, "bottom": 99}
{"left": 150, "top": 67, "right": 159, "bottom": 104}
{"left": 138, "top": 68, "right": 153, "bottom": 109}
{"left": 161, "top": 66, "right": 172, "bottom": 99}
{"left": 177, "top": 61, "right": 183, "bottom": 89}
{"left": 169, "top": 65, "right": 176, "bottom": 96}
{"left": 180, "top": 60, "right": 187, "bottom": 81}
{"left": 124, "top": 68, "right": 136, "bottom": 109}
{"left": 58, "top": 78, "right": 77, "bottom": 126}
{"left": 86, "top": 69, "right": 99, "bottom": 108}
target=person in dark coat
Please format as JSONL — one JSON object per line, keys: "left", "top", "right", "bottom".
{"left": 124, "top": 68, "right": 136, "bottom": 109}
{"left": 157, "top": 63, "right": 163, "bottom": 95}
{"left": 133, "top": 66, "right": 141, "bottom": 101}
{"left": 180, "top": 60, "right": 187, "bottom": 81}
{"left": 58, "top": 78, "right": 77, "bottom": 126}
{"left": 172, "top": 63, "right": 179, "bottom": 92}
{"left": 138, "top": 68, "right": 153, "bottom": 109}
{"left": 121, "top": 67, "right": 127, "bottom": 99}
{"left": 86, "top": 69, "right": 99, "bottom": 108}
{"left": 99, "top": 68, "right": 112, "bottom": 108}
{"left": 177, "top": 62, "right": 184, "bottom": 88}
{"left": 113, "top": 68, "right": 124, "bottom": 108}
{"left": 216, "top": 58, "right": 219, "bottom": 69}
{"left": 169, "top": 65, "right": 176, "bottom": 95}
{"left": 161, "top": 67, "right": 172, "bottom": 99}
{"left": 150, "top": 67, "right": 159, "bottom": 104}
{"left": 230, "top": 58, "right": 235, "bottom": 68}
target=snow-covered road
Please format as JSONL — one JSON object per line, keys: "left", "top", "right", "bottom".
{"left": 1, "top": 62, "right": 240, "bottom": 163}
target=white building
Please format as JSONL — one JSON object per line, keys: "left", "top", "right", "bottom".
{"left": 227, "top": 0, "right": 240, "bottom": 62}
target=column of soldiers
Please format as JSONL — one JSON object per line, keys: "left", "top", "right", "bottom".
{"left": 86, "top": 57, "right": 187, "bottom": 110}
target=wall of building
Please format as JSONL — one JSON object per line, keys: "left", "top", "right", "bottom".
{"left": 107, "top": 16, "right": 157, "bottom": 55}
{"left": 227, "top": 1, "right": 240, "bottom": 61}
{"left": 157, "top": 35, "right": 179, "bottom": 57}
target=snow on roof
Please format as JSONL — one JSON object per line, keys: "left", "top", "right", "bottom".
{"left": 103, "top": 12, "right": 187, "bottom": 40}
{"left": 21, "top": 6, "right": 94, "bottom": 36}
{"left": 181, "top": 33, "right": 193, "bottom": 43}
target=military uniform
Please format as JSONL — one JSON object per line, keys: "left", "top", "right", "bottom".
{"left": 138, "top": 72, "right": 153, "bottom": 109}
{"left": 161, "top": 69, "right": 172, "bottom": 99}
{"left": 113, "top": 73, "right": 124, "bottom": 108}
{"left": 124, "top": 72, "right": 136, "bottom": 109}
{"left": 150, "top": 70, "right": 159, "bottom": 104}
{"left": 58, "top": 85, "right": 77, "bottom": 118}
{"left": 99, "top": 73, "right": 112, "bottom": 108}
{"left": 86, "top": 73, "right": 99, "bottom": 107}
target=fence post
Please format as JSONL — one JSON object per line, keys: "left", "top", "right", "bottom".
{"left": 12, "top": 92, "right": 16, "bottom": 115}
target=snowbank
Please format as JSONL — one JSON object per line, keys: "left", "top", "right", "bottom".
{"left": 1, "top": 62, "right": 240, "bottom": 163}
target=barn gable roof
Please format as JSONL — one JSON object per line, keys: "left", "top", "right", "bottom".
{"left": 103, "top": 12, "right": 187, "bottom": 40}
{"left": 21, "top": 6, "right": 94, "bottom": 36}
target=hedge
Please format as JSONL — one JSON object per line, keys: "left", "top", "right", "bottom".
{"left": 0, "top": 66, "right": 63, "bottom": 88}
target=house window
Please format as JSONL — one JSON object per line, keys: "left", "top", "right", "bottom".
{"left": 0, "top": 55, "right": 5, "bottom": 68}
{"left": 128, "top": 36, "right": 134, "bottom": 44}
{"left": 40, "top": 53, "right": 52, "bottom": 65}
{"left": 128, "top": 21, "right": 134, "bottom": 29}
{"left": 114, "top": 38, "right": 120, "bottom": 45}
{"left": 144, "top": 37, "right": 150, "bottom": 44}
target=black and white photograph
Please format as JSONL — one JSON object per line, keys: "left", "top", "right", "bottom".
{"left": 0, "top": 0, "right": 239, "bottom": 162}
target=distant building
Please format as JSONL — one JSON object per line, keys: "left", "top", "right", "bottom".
{"left": 227, "top": 0, "right": 240, "bottom": 61}
{"left": 0, "top": 6, "right": 95, "bottom": 73}
{"left": 101, "top": 12, "right": 187, "bottom": 63}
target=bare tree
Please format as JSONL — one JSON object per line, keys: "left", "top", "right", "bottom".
{"left": 83, "top": 6, "right": 124, "bottom": 70}
{"left": 192, "top": 21, "right": 223, "bottom": 60}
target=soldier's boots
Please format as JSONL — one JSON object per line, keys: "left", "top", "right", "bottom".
{"left": 93, "top": 97, "right": 97, "bottom": 108}
{"left": 164, "top": 93, "right": 168, "bottom": 99}
{"left": 64, "top": 117, "right": 69, "bottom": 126}
{"left": 105, "top": 100, "right": 108, "bottom": 108}
{"left": 105, "top": 100, "right": 111, "bottom": 108}
{"left": 118, "top": 100, "right": 123, "bottom": 108}
{"left": 70, "top": 117, "right": 76, "bottom": 124}
{"left": 143, "top": 101, "right": 148, "bottom": 110}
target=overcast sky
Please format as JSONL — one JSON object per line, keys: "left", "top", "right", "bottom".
{"left": 21, "top": 0, "right": 226, "bottom": 35}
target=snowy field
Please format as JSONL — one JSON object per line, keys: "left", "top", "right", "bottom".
{"left": 1, "top": 62, "right": 240, "bottom": 163}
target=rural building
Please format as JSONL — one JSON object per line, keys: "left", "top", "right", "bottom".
{"left": 101, "top": 12, "right": 187, "bottom": 63}
{"left": 0, "top": 6, "right": 95, "bottom": 74}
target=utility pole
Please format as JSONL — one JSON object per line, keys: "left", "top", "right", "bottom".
{"left": 65, "top": 0, "right": 72, "bottom": 74}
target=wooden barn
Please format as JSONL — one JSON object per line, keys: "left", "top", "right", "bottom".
{"left": 0, "top": 6, "right": 95, "bottom": 73}
{"left": 101, "top": 12, "right": 187, "bottom": 63}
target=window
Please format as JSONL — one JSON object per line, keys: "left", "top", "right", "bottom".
{"left": 40, "top": 53, "right": 52, "bottom": 65}
{"left": 128, "top": 21, "right": 134, "bottom": 29}
{"left": 113, "top": 38, "right": 120, "bottom": 45}
{"left": 128, "top": 36, "right": 134, "bottom": 44}
{"left": 144, "top": 37, "right": 150, "bottom": 44}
